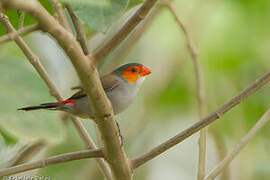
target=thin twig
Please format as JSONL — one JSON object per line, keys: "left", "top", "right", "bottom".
{"left": 49, "top": 0, "right": 72, "bottom": 33}
{"left": 0, "top": 12, "right": 112, "bottom": 180}
{"left": 17, "top": 10, "right": 25, "bottom": 29}
{"left": 0, "top": 24, "right": 39, "bottom": 43}
{"left": 210, "top": 127, "right": 229, "bottom": 180}
{"left": 92, "top": 0, "right": 157, "bottom": 65}
{"left": 204, "top": 108, "right": 270, "bottom": 180}
{"left": 162, "top": 0, "right": 208, "bottom": 179}
{"left": 0, "top": 149, "right": 104, "bottom": 177}
{"left": 66, "top": 4, "right": 90, "bottom": 56}
{"left": 2, "top": 1, "right": 133, "bottom": 179}
{"left": 130, "top": 69, "right": 270, "bottom": 169}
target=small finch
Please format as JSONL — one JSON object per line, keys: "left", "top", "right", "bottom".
{"left": 18, "top": 63, "right": 152, "bottom": 119}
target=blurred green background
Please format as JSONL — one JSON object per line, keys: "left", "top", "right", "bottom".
{"left": 1, "top": 0, "right": 270, "bottom": 179}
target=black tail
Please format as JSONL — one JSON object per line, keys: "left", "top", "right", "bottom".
{"left": 18, "top": 103, "right": 62, "bottom": 111}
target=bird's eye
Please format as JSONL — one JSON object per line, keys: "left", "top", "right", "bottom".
{"left": 131, "top": 68, "right": 137, "bottom": 73}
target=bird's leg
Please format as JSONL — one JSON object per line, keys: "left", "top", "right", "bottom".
{"left": 116, "top": 121, "right": 124, "bottom": 147}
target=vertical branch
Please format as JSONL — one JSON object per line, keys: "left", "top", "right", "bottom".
{"left": 162, "top": 0, "right": 207, "bottom": 179}
{"left": 49, "top": 0, "right": 72, "bottom": 33}
{"left": 66, "top": 4, "right": 90, "bottom": 56}
{"left": 0, "top": 13, "right": 112, "bottom": 180}
{"left": 17, "top": 10, "right": 25, "bottom": 29}
{"left": 65, "top": 3, "right": 107, "bottom": 168}
{"left": 204, "top": 108, "right": 270, "bottom": 180}
{"left": 210, "top": 127, "right": 230, "bottom": 180}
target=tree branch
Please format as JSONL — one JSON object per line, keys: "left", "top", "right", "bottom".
{"left": 49, "top": 0, "right": 72, "bottom": 33}
{"left": 1, "top": 0, "right": 132, "bottom": 179}
{"left": 210, "top": 127, "right": 229, "bottom": 180}
{"left": 66, "top": 4, "right": 90, "bottom": 56}
{"left": 101, "top": 5, "right": 162, "bottom": 74}
{"left": 0, "top": 24, "right": 39, "bottom": 43}
{"left": 92, "top": 0, "right": 157, "bottom": 64}
{"left": 162, "top": 1, "right": 208, "bottom": 179}
{"left": 0, "top": 149, "right": 104, "bottom": 177}
{"left": 130, "top": 69, "right": 270, "bottom": 169}
{"left": 0, "top": 12, "right": 112, "bottom": 180}
{"left": 69, "top": 117, "right": 113, "bottom": 180}
{"left": 204, "top": 108, "right": 270, "bottom": 180}
{"left": 17, "top": 10, "right": 25, "bottom": 29}
{"left": 0, "top": 13, "right": 60, "bottom": 99}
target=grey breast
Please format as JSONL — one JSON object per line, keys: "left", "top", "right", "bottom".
{"left": 70, "top": 76, "right": 143, "bottom": 117}
{"left": 106, "top": 77, "right": 140, "bottom": 115}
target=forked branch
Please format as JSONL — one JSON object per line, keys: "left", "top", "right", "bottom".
{"left": 0, "top": 24, "right": 39, "bottom": 43}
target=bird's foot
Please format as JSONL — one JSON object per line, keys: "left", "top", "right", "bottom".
{"left": 71, "top": 85, "right": 83, "bottom": 91}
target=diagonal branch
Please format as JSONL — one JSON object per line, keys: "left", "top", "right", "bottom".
{"left": 0, "top": 149, "right": 104, "bottom": 177}
{"left": 162, "top": 0, "right": 208, "bottom": 179}
{"left": 0, "top": 12, "right": 112, "bottom": 180}
{"left": 101, "top": 5, "right": 162, "bottom": 74}
{"left": 0, "top": 24, "right": 39, "bottom": 43}
{"left": 0, "top": 13, "right": 60, "bottom": 99}
{"left": 1, "top": 0, "right": 133, "bottom": 179}
{"left": 66, "top": 4, "right": 90, "bottom": 56}
{"left": 130, "top": 69, "right": 270, "bottom": 169}
{"left": 92, "top": 0, "right": 157, "bottom": 64}
{"left": 204, "top": 108, "right": 270, "bottom": 180}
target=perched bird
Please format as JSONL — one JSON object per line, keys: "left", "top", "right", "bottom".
{"left": 18, "top": 63, "right": 152, "bottom": 119}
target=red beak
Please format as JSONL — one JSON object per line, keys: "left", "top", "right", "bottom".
{"left": 140, "top": 66, "right": 152, "bottom": 76}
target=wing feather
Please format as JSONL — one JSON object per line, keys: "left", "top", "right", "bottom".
{"left": 68, "top": 74, "right": 120, "bottom": 100}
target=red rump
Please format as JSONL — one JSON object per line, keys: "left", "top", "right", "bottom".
{"left": 56, "top": 100, "right": 75, "bottom": 104}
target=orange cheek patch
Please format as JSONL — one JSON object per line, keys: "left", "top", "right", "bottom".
{"left": 122, "top": 72, "right": 139, "bottom": 83}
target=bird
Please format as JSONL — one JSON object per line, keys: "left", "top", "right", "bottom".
{"left": 18, "top": 63, "right": 152, "bottom": 119}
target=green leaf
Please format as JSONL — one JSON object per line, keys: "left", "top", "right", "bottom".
{"left": 0, "top": 126, "right": 18, "bottom": 145}
{"left": 59, "top": 0, "right": 129, "bottom": 32}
